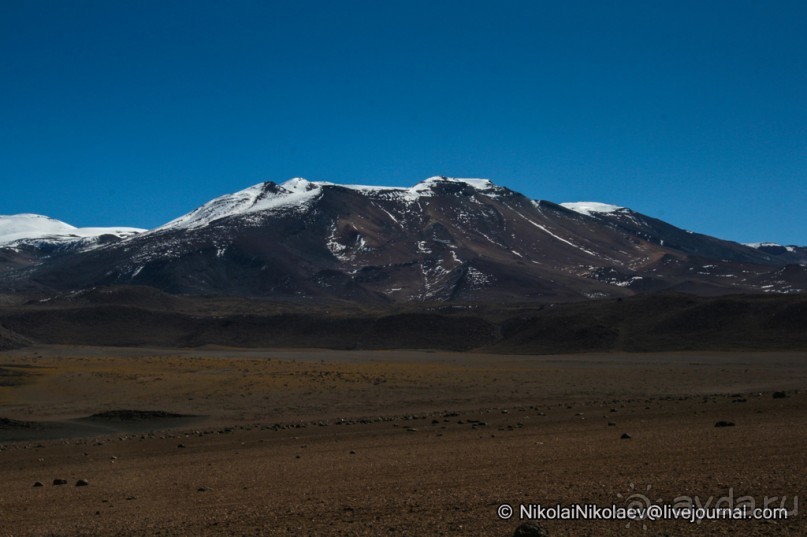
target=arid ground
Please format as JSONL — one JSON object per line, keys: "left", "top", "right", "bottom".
{"left": 0, "top": 346, "right": 804, "bottom": 536}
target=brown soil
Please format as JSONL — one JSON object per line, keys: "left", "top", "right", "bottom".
{"left": 0, "top": 346, "right": 804, "bottom": 536}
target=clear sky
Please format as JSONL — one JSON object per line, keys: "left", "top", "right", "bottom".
{"left": 1, "top": 0, "right": 805, "bottom": 244}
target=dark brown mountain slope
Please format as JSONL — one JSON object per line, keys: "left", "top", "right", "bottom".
{"left": 3, "top": 177, "right": 804, "bottom": 302}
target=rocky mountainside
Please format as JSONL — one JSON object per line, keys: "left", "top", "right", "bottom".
{"left": 2, "top": 177, "right": 805, "bottom": 302}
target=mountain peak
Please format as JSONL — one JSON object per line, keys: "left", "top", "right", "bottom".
{"left": 280, "top": 177, "right": 321, "bottom": 192}
{"left": 156, "top": 179, "right": 325, "bottom": 232}
{"left": 411, "top": 177, "right": 502, "bottom": 197}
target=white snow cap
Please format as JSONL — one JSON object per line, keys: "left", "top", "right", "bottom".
{"left": 157, "top": 178, "right": 324, "bottom": 231}
{"left": 332, "top": 176, "right": 496, "bottom": 193}
{"left": 419, "top": 177, "right": 497, "bottom": 189}
{"left": 560, "top": 201, "right": 625, "bottom": 216}
{"left": 0, "top": 214, "right": 144, "bottom": 245}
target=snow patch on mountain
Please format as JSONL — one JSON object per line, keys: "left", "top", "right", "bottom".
{"left": 518, "top": 207, "right": 598, "bottom": 257}
{"left": 560, "top": 202, "right": 625, "bottom": 216}
{"left": 420, "top": 177, "right": 498, "bottom": 191}
{"left": 745, "top": 242, "right": 781, "bottom": 249}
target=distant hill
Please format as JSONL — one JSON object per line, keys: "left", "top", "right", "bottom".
{"left": 1, "top": 287, "right": 805, "bottom": 353}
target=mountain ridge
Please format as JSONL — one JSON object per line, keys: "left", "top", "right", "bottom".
{"left": 2, "top": 177, "right": 805, "bottom": 302}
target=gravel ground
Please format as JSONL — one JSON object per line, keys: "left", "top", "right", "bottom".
{"left": 0, "top": 347, "right": 804, "bottom": 536}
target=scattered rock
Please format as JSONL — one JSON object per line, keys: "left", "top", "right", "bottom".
{"left": 513, "top": 521, "right": 549, "bottom": 537}
{"left": 714, "top": 421, "right": 735, "bottom": 427}
{"left": 607, "top": 422, "right": 617, "bottom": 427}
{"left": 33, "top": 481, "right": 43, "bottom": 487}
{"left": 75, "top": 479, "right": 89, "bottom": 487}
{"left": 620, "top": 433, "right": 632, "bottom": 439}
{"left": 772, "top": 391, "right": 788, "bottom": 399}
{"left": 177, "top": 443, "right": 186, "bottom": 448}
{"left": 53, "top": 479, "right": 68, "bottom": 486}
{"left": 197, "top": 486, "right": 210, "bottom": 492}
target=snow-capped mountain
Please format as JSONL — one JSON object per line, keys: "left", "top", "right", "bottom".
{"left": 0, "top": 214, "right": 143, "bottom": 245}
{"left": 0, "top": 214, "right": 144, "bottom": 273}
{"left": 744, "top": 241, "right": 807, "bottom": 259}
{"left": 2, "top": 177, "right": 805, "bottom": 302}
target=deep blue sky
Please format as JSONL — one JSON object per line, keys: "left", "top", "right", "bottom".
{"left": 1, "top": 1, "right": 805, "bottom": 244}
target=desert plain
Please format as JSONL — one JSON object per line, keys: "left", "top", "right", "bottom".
{"left": 0, "top": 345, "right": 804, "bottom": 536}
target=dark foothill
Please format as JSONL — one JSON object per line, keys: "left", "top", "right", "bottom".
{"left": 513, "top": 521, "right": 549, "bottom": 537}
{"left": 89, "top": 410, "right": 188, "bottom": 420}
